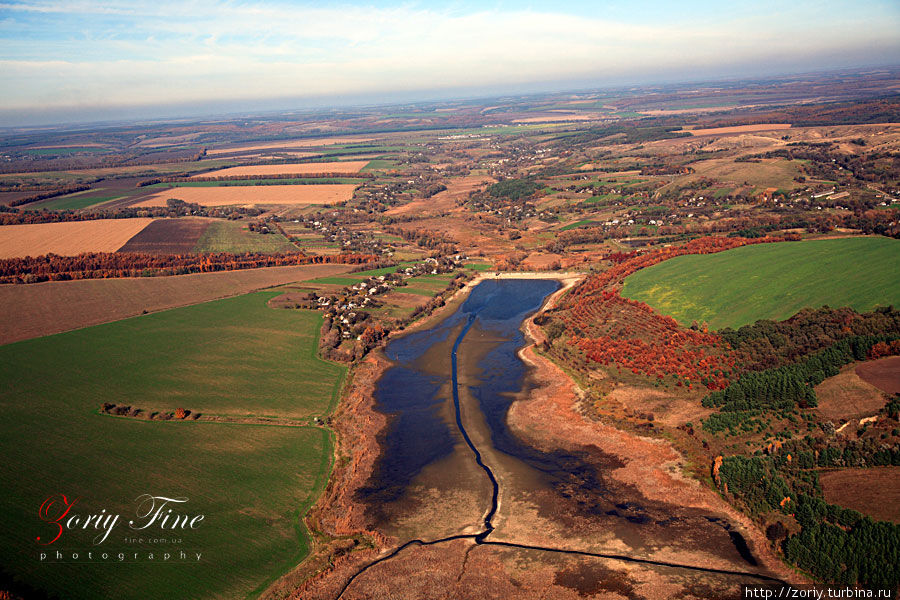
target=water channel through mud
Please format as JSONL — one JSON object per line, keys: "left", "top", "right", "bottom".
{"left": 341, "top": 279, "right": 781, "bottom": 598}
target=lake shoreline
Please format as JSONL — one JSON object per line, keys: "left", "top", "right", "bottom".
{"left": 264, "top": 273, "right": 581, "bottom": 598}
{"left": 268, "top": 271, "right": 805, "bottom": 599}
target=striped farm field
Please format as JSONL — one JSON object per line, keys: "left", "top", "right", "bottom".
{"left": 620, "top": 236, "right": 900, "bottom": 330}
{"left": 195, "top": 160, "right": 369, "bottom": 177}
{"left": 0, "top": 218, "right": 155, "bottom": 258}
{"left": 132, "top": 184, "right": 357, "bottom": 207}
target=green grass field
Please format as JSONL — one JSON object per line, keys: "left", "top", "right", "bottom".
{"left": 464, "top": 263, "right": 492, "bottom": 271}
{"left": 26, "top": 194, "right": 122, "bottom": 211}
{"left": 620, "top": 237, "right": 900, "bottom": 330}
{"left": 361, "top": 159, "right": 399, "bottom": 172}
{"left": 0, "top": 293, "right": 346, "bottom": 599}
{"left": 402, "top": 276, "right": 452, "bottom": 295}
{"left": 308, "top": 276, "right": 361, "bottom": 286}
{"left": 193, "top": 221, "right": 297, "bottom": 254}
{"left": 394, "top": 287, "right": 437, "bottom": 297}
{"left": 560, "top": 219, "right": 598, "bottom": 231}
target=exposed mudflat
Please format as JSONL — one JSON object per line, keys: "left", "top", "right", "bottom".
{"left": 275, "top": 277, "right": 801, "bottom": 600}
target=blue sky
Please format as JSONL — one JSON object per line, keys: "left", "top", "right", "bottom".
{"left": 1, "top": 0, "right": 898, "bottom": 125}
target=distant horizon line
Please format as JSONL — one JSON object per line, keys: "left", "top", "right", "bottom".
{"left": 2, "top": 63, "right": 898, "bottom": 131}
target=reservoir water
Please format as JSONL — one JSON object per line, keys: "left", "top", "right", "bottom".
{"left": 357, "top": 278, "right": 759, "bottom": 569}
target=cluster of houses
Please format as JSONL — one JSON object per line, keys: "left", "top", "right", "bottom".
{"left": 313, "top": 256, "right": 467, "bottom": 341}
{"left": 466, "top": 197, "right": 538, "bottom": 223}
{"left": 355, "top": 178, "right": 426, "bottom": 210}
{"left": 279, "top": 215, "right": 389, "bottom": 256}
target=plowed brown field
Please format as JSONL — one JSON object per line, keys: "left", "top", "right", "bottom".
{"left": 820, "top": 467, "right": 900, "bottom": 523}
{"left": 0, "top": 263, "right": 352, "bottom": 344}
{"left": 132, "top": 184, "right": 357, "bottom": 207}
{"left": 0, "top": 218, "right": 155, "bottom": 258}
{"left": 117, "top": 217, "right": 210, "bottom": 254}
{"left": 196, "top": 161, "right": 368, "bottom": 176}
{"left": 855, "top": 356, "right": 900, "bottom": 394}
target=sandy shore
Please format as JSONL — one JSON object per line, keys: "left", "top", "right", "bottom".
{"left": 513, "top": 302, "right": 806, "bottom": 585}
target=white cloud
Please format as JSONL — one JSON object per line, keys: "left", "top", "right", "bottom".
{"left": 0, "top": 1, "right": 898, "bottom": 110}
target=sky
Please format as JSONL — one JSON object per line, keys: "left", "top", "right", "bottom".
{"left": 1, "top": 0, "right": 899, "bottom": 126}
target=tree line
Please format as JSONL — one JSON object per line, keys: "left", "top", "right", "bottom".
{"left": 7, "top": 184, "right": 92, "bottom": 207}
{"left": 702, "top": 334, "right": 900, "bottom": 430}
{"left": 785, "top": 495, "right": 900, "bottom": 588}
{"left": 553, "top": 237, "right": 782, "bottom": 388}
{"left": 0, "top": 251, "right": 377, "bottom": 284}
{"left": 137, "top": 171, "right": 375, "bottom": 186}
{"left": 716, "top": 454, "right": 900, "bottom": 588}
{"left": 0, "top": 200, "right": 263, "bottom": 226}
{"left": 720, "top": 306, "right": 900, "bottom": 371}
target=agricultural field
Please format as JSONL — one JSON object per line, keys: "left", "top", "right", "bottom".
{"left": 688, "top": 157, "right": 803, "bottom": 189}
{"left": 205, "top": 137, "right": 376, "bottom": 155}
{"left": 132, "top": 184, "right": 357, "bottom": 207}
{"left": 193, "top": 220, "right": 297, "bottom": 253}
{"left": 0, "top": 160, "right": 239, "bottom": 189}
{"left": 208, "top": 149, "right": 317, "bottom": 158}
{"left": 0, "top": 191, "right": 37, "bottom": 206}
{"left": 24, "top": 190, "right": 121, "bottom": 211}
{"left": 0, "top": 218, "right": 155, "bottom": 258}
{"left": 814, "top": 363, "right": 890, "bottom": 422}
{"left": 856, "top": 355, "right": 900, "bottom": 394}
{"left": 196, "top": 161, "right": 369, "bottom": 177}
{"left": 687, "top": 123, "right": 792, "bottom": 136}
{"left": 560, "top": 219, "right": 598, "bottom": 231}
{"left": 393, "top": 273, "right": 457, "bottom": 297}
{"left": 117, "top": 218, "right": 211, "bottom": 254}
{"left": 361, "top": 159, "right": 400, "bottom": 172}
{"left": 819, "top": 467, "right": 900, "bottom": 524}
{"left": 146, "top": 177, "right": 365, "bottom": 188}
{"left": 278, "top": 222, "right": 338, "bottom": 251}
{"left": 620, "top": 237, "right": 900, "bottom": 330}
{"left": 512, "top": 113, "right": 600, "bottom": 123}
{"left": 0, "top": 292, "right": 346, "bottom": 599}
{"left": 464, "top": 263, "right": 493, "bottom": 271}
{"left": 0, "top": 263, "right": 353, "bottom": 345}
{"left": 16, "top": 177, "right": 161, "bottom": 210}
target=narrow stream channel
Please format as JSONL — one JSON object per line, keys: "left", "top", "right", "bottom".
{"left": 340, "top": 279, "right": 780, "bottom": 598}
{"left": 450, "top": 312, "right": 498, "bottom": 542}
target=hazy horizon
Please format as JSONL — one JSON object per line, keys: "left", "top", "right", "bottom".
{"left": 1, "top": 0, "right": 899, "bottom": 127}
